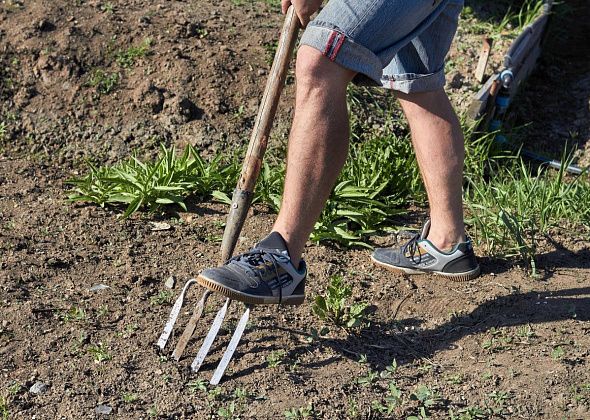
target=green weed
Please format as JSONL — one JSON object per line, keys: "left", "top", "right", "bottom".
{"left": 150, "top": 290, "right": 174, "bottom": 306}
{"left": 187, "top": 379, "right": 208, "bottom": 393}
{"left": 217, "top": 402, "right": 237, "bottom": 419}
{"left": 284, "top": 403, "right": 314, "bottom": 419}
{"left": 551, "top": 346, "right": 565, "bottom": 360}
{"left": 88, "top": 69, "right": 120, "bottom": 94}
{"left": 121, "top": 392, "right": 138, "bottom": 403}
{"left": 116, "top": 38, "right": 152, "bottom": 68}
{"left": 465, "top": 145, "right": 590, "bottom": 275}
{"left": 60, "top": 306, "right": 86, "bottom": 322}
{"left": 0, "top": 395, "right": 9, "bottom": 420}
{"left": 266, "top": 350, "right": 285, "bottom": 368}
{"left": 88, "top": 342, "right": 112, "bottom": 362}
{"left": 312, "top": 276, "right": 368, "bottom": 329}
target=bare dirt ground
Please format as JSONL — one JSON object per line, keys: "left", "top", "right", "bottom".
{"left": 1, "top": 0, "right": 589, "bottom": 419}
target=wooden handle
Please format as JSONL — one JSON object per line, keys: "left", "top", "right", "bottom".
{"left": 239, "top": 6, "right": 300, "bottom": 192}
{"left": 219, "top": 6, "right": 300, "bottom": 263}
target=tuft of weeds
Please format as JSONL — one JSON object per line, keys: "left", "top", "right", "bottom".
{"left": 88, "top": 342, "right": 112, "bottom": 363}
{"left": 284, "top": 403, "right": 314, "bottom": 420}
{"left": 68, "top": 144, "right": 240, "bottom": 219}
{"left": 88, "top": 69, "right": 120, "bottom": 94}
{"left": 60, "top": 306, "right": 86, "bottom": 322}
{"left": 187, "top": 379, "right": 208, "bottom": 393}
{"left": 121, "top": 392, "right": 138, "bottom": 403}
{"left": 312, "top": 275, "right": 368, "bottom": 329}
{"left": 465, "top": 139, "right": 590, "bottom": 275}
{"left": 150, "top": 290, "right": 174, "bottom": 306}
{"left": 116, "top": 38, "right": 152, "bottom": 68}
{"left": 0, "top": 395, "right": 9, "bottom": 420}
{"left": 266, "top": 350, "right": 286, "bottom": 368}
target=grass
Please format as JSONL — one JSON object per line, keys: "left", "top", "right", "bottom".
{"left": 88, "top": 342, "right": 112, "bottom": 363}
{"left": 0, "top": 395, "right": 8, "bottom": 420}
{"left": 461, "top": 0, "right": 546, "bottom": 38}
{"left": 116, "top": 38, "right": 152, "bottom": 68}
{"left": 312, "top": 275, "right": 368, "bottom": 329}
{"left": 88, "top": 69, "right": 120, "bottom": 95}
{"left": 67, "top": 126, "right": 590, "bottom": 272}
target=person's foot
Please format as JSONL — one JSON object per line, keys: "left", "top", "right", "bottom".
{"left": 197, "top": 232, "right": 307, "bottom": 305}
{"left": 371, "top": 220, "right": 480, "bottom": 281}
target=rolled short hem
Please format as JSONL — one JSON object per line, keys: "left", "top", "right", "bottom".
{"left": 300, "top": 22, "right": 447, "bottom": 94}
{"left": 300, "top": 22, "right": 384, "bottom": 85}
{"left": 380, "top": 68, "right": 447, "bottom": 94}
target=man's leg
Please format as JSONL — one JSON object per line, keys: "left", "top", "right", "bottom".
{"left": 272, "top": 46, "right": 356, "bottom": 267}
{"left": 397, "top": 89, "right": 466, "bottom": 251}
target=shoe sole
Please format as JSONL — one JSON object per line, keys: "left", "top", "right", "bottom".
{"left": 370, "top": 255, "right": 481, "bottom": 282}
{"left": 197, "top": 274, "right": 305, "bottom": 306}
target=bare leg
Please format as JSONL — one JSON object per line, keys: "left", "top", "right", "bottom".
{"left": 273, "top": 46, "right": 356, "bottom": 267}
{"left": 397, "top": 89, "right": 466, "bottom": 250}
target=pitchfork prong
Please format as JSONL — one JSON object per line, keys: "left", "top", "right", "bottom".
{"left": 156, "top": 278, "right": 198, "bottom": 350}
{"left": 191, "top": 298, "right": 231, "bottom": 373}
{"left": 210, "top": 304, "right": 251, "bottom": 385}
{"left": 172, "top": 289, "right": 212, "bottom": 361}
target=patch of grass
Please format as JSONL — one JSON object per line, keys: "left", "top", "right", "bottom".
{"left": 88, "top": 69, "right": 120, "bottom": 94}
{"left": 88, "top": 342, "right": 112, "bottom": 363}
{"left": 60, "top": 306, "right": 86, "bottom": 322}
{"left": 187, "top": 379, "right": 208, "bottom": 393}
{"left": 312, "top": 275, "right": 368, "bottom": 329}
{"left": 551, "top": 345, "right": 565, "bottom": 360}
{"left": 0, "top": 395, "right": 9, "bottom": 420}
{"left": 266, "top": 350, "right": 285, "bottom": 368}
{"left": 284, "top": 404, "right": 314, "bottom": 420}
{"left": 116, "top": 38, "right": 152, "bottom": 68}
{"left": 150, "top": 290, "right": 174, "bottom": 306}
{"left": 121, "top": 392, "right": 138, "bottom": 403}
{"left": 100, "top": 2, "right": 114, "bottom": 13}
{"left": 68, "top": 145, "right": 240, "bottom": 219}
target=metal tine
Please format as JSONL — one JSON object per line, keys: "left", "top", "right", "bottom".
{"left": 156, "top": 278, "right": 198, "bottom": 350}
{"left": 172, "top": 290, "right": 212, "bottom": 361}
{"left": 210, "top": 304, "right": 251, "bottom": 385}
{"left": 191, "top": 298, "right": 231, "bottom": 373}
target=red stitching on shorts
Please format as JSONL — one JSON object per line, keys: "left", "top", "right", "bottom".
{"left": 323, "top": 31, "right": 337, "bottom": 57}
{"left": 330, "top": 33, "right": 345, "bottom": 61}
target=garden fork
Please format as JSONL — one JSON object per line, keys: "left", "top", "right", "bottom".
{"left": 156, "top": 6, "right": 300, "bottom": 385}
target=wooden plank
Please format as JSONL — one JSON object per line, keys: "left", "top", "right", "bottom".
{"left": 474, "top": 37, "right": 493, "bottom": 83}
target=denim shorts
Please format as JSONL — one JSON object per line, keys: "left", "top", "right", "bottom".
{"left": 300, "top": 0, "right": 464, "bottom": 93}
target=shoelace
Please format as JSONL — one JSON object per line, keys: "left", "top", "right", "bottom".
{"left": 231, "top": 249, "right": 283, "bottom": 283}
{"left": 402, "top": 233, "right": 423, "bottom": 264}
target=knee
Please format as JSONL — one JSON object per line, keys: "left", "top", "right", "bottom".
{"left": 295, "top": 45, "right": 354, "bottom": 93}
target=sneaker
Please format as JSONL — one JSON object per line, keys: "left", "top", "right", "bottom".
{"left": 371, "top": 220, "right": 480, "bottom": 281}
{"left": 197, "top": 232, "right": 307, "bottom": 305}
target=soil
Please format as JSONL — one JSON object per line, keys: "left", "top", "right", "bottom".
{"left": 1, "top": 1, "right": 589, "bottom": 419}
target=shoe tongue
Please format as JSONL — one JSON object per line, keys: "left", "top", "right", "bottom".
{"left": 420, "top": 219, "right": 431, "bottom": 240}
{"left": 256, "top": 232, "right": 290, "bottom": 257}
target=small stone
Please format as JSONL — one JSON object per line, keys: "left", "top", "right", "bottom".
{"left": 30, "top": 381, "right": 48, "bottom": 394}
{"left": 164, "top": 276, "right": 175, "bottom": 289}
{"left": 256, "top": 69, "right": 267, "bottom": 76}
{"left": 95, "top": 404, "right": 113, "bottom": 415}
{"left": 89, "top": 284, "right": 110, "bottom": 292}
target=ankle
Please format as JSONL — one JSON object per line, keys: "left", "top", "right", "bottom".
{"left": 426, "top": 231, "right": 466, "bottom": 252}
{"left": 268, "top": 229, "right": 303, "bottom": 268}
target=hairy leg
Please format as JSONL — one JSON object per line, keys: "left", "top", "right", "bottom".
{"left": 273, "top": 46, "right": 356, "bottom": 267}
{"left": 397, "top": 89, "right": 466, "bottom": 250}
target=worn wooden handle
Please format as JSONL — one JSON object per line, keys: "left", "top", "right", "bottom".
{"left": 219, "top": 6, "right": 300, "bottom": 263}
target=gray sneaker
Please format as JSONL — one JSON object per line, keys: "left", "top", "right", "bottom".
{"left": 197, "top": 232, "right": 306, "bottom": 305}
{"left": 371, "top": 220, "right": 480, "bottom": 281}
